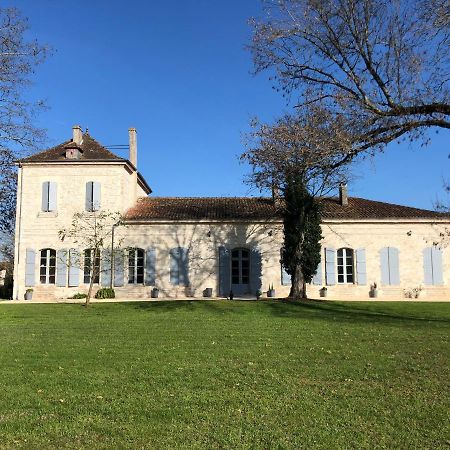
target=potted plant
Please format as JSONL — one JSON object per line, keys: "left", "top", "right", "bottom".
{"left": 151, "top": 287, "right": 159, "bottom": 298}
{"left": 319, "top": 287, "right": 328, "bottom": 298}
{"left": 24, "top": 288, "right": 33, "bottom": 301}
{"left": 370, "top": 282, "right": 378, "bottom": 298}
{"left": 267, "top": 284, "right": 276, "bottom": 298}
{"left": 256, "top": 289, "right": 262, "bottom": 300}
{"left": 228, "top": 290, "right": 234, "bottom": 300}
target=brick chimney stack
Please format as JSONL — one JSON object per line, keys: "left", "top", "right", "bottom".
{"left": 339, "top": 183, "right": 348, "bottom": 206}
{"left": 129, "top": 128, "right": 137, "bottom": 168}
{"left": 72, "top": 125, "right": 83, "bottom": 145}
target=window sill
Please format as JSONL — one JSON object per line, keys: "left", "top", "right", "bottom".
{"left": 38, "top": 211, "right": 58, "bottom": 218}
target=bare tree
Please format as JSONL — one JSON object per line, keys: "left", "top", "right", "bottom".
{"left": 250, "top": 0, "right": 449, "bottom": 163}
{"left": 59, "top": 211, "right": 123, "bottom": 305}
{"left": 241, "top": 107, "right": 351, "bottom": 298}
{"left": 0, "top": 7, "right": 49, "bottom": 234}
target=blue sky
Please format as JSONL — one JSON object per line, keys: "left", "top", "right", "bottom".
{"left": 11, "top": 0, "right": 450, "bottom": 209}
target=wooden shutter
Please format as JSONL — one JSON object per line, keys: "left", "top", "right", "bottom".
{"left": 312, "top": 260, "right": 323, "bottom": 285}
{"left": 431, "top": 247, "right": 444, "bottom": 285}
{"left": 423, "top": 247, "right": 433, "bottom": 285}
{"left": 48, "top": 182, "right": 57, "bottom": 212}
{"left": 325, "top": 248, "right": 336, "bottom": 285}
{"left": 68, "top": 249, "right": 80, "bottom": 287}
{"left": 25, "top": 248, "right": 36, "bottom": 287}
{"left": 93, "top": 182, "right": 101, "bottom": 211}
{"left": 101, "top": 249, "right": 111, "bottom": 287}
{"left": 179, "top": 248, "right": 189, "bottom": 286}
{"left": 250, "top": 248, "right": 262, "bottom": 293}
{"left": 388, "top": 247, "right": 400, "bottom": 285}
{"left": 145, "top": 247, "right": 156, "bottom": 285}
{"left": 56, "top": 249, "right": 67, "bottom": 287}
{"left": 85, "top": 182, "right": 93, "bottom": 211}
{"left": 380, "top": 247, "right": 390, "bottom": 285}
{"left": 169, "top": 248, "right": 179, "bottom": 285}
{"left": 355, "top": 248, "right": 367, "bottom": 285}
{"left": 41, "top": 182, "right": 49, "bottom": 212}
{"left": 114, "top": 250, "right": 124, "bottom": 287}
{"left": 218, "top": 246, "right": 231, "bottom": 296}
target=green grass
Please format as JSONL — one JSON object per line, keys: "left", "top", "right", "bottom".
{"left": 0, "top": 300, "right": 449, "bottom": 449}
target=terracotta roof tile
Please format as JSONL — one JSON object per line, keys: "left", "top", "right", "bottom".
{"left": 20, "top": 133, "right": 123, "bottom": 163}
{"left": 125, "top": 196, "right": 449, "bottom": 222}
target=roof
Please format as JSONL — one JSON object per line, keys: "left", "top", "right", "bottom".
{"left": 125, "top": 196, "right": 450, "bottom": 222}
{"left": 20, "top": 134, "right": 123, "bottom": 163}
{"left": 19, "top": 133, "right": 151, "bottom": 194}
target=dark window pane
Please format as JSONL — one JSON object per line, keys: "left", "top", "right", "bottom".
{"left": 347, "top": 274, "right": 354, "bottom": 283}
{"left": 338, "top": 274, "right": 344, "bottom": 283}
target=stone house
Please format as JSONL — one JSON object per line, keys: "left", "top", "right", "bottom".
{"left": 12, "top": 126, "right": 450, "bottom": 301}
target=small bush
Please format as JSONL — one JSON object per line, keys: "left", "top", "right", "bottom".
{"left": 71, "top": 293, "right": 87, "bottom": 299}
{"left": 95, "top": 288, "right": 115, "bottom": 299}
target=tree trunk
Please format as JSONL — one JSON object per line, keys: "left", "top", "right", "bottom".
{"left": 288, "top": 233, "right": 308, "bottom": 300}
{"left": 86, "top": 248, "right": 98, "bottom": 306}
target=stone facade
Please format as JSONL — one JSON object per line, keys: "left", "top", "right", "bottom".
{"left": 12, "top": 128, "right": 450, "bottom": 301}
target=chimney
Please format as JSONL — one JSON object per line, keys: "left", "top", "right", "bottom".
{"left": 129, "top": 128, "right": 137, "bottom": 167}
{"left": 339, "top": 183, "right": 348, "bottom": 206}
{"left": 72, "top": 125, "right": 83, "bottom": 145}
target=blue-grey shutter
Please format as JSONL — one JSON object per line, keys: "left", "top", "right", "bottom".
{"left": 388, "top": 247, "right": 400, "bottom": 285}
{"left": 250, "top": 247, "right": 262, "bottom": 293}
{"left": 48, "top": 182, "right": 57, "bottom": 212}
{"left": 423, "top": 247, "right": 433, "bottom": 285}
{"left": 56, "top": 249, "right": 67, "bottom": 287}
{"left": 431, "top": 247, "right": 444, "bottom": 285}
{"left": 179, "top": 248, "right": 189, "bottom": 286}
{"left": 68, "top": 249, "right": 80, "bottom": 287}
{"left": 85, "top": 182, "right": 93, "bottom": 211}
{"left": 356, "top": 248, "right": 367, "bottom": 285}
{"left": 312, "top": 260, "right": 323, "bottom": 285}
{"left": 170, "top": 248, "right": 179, "bottom": 285}
{"left": 380, "top": 247, "right": 390, "bottom": 285}
{"left": 42, "top": 181, "right": 49, "bottom": 211}
{"left": 101, "top": 249, "right": 112, "bottom": 287}
{"left": 25, "top": 248, "right": 36, "bottom": 287}
{"left": 93, "top": 182, "right": 101, "bottom": 211}
{"left": 218, "top": 246, "right": 231, "bottom": 296}
{"left": 145, "top": 247, "right": 156, "bottom": 285}
{"left": 114, "top": 250, "right": 124, "bottom": 287}
{"left": 325, "top": 248, "right": 336, "bottom": 285}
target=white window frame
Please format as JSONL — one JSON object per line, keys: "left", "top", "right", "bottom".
{"left": 337, "top": 248, "right": 355, "bottom": 284}
{"left": 128, "top": 248, "right": 145, "bottom": 284}
{"left": 84, "top": 249, "right": 100, "bottom": 284}
{"left": 40, "top": 249, "right": 56, "bottom": 284}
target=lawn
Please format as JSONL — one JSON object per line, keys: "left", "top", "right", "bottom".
{"left": 0, "top": 300, "right": 449, "bottom": 449}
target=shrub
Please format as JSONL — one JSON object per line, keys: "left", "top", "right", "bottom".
{"left": 71, "top": 293, "right": 87, "bottom": 299}
{"left": 95, "top": 288, "right": 115, "bottom": 299}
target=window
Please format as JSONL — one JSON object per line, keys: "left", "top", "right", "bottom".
{"left": 41, "top": 182, "right": 57, "bottom": 212}
{"left": 231, "top": 248, "right": 250, "bottom": 285}
{"left": 380, "top": 247, "right": 400, "bottom": 285}
{"left": 423, "top": 247, "right": 444, "bottom": 285}
{"left": 40, "top": 249, "right": 56, "bottom": 284}
{"left": 85, "top": 181, "right": 101, "bottom": 212}
{"left": 84, "top": 249, "right": 100, "bottom": 284}
{"left": 170, "top": 247, "right": 189, "bottom": 286}
{"left": 337, "top": 248, "right": 354, "bottom": 284}
{"left": 128, "top": 248, "right": 144, "bottom": 284}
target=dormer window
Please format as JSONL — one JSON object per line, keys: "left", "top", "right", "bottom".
{"left": 65, "top": 148, "right": 82, "bottom": 159}
{"left": 64, "top": 142, "right": 83, "bottom": 159}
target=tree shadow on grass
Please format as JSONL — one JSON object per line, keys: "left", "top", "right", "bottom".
{"left": 263, "top": 300, "right": 450, "bottom": 325}
{"left": 116, "top": 298, "right": 450, "bottom": 325}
